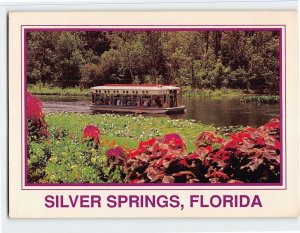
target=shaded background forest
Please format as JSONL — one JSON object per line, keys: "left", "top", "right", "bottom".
{"left": 26, "top": 30, "right": 280, "bottom": 94}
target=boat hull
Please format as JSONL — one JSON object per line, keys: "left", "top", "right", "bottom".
{"left": 90, "top": 105, "right": 186, "bottom": 114}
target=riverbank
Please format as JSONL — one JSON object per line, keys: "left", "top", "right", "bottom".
{"left": 240, "top": 95, "right": 279, "bottom": 104}
{"left": 28, "top": 85, "right": 90, "bottom": 96}
{"left": 181, "top": 86, "right": 243, "bottom": 98}
{"left": 28, "top": 84, "right": 243, "bottom": 98}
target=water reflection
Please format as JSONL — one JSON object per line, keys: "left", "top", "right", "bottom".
{"left": 170, "top": 96, "right": 280, "bottom": 127}
{"left": 39, "top": 95, "right": 280, "bottom": 127}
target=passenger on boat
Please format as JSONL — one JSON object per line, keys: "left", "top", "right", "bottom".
{"left": 170, "top": 97, "right": 174, "bottom": 107}
{"left": 154, "top": 96, "right": 162, "bottom": 107}
{"left": 143, "top": 99, "right": 149, "bottom": 107}
{"left": 116, "top": 99, "right": 121, "bottom": 106}
{"left": 135, "top": 99, "right": 141, "bottom": 107}
{"left": 99, "top": 98, "right": 104, "bottom": 105}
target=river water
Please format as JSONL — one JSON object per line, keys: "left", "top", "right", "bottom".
{"left": 39, "top": 95, "right": 280, "bottom": 127}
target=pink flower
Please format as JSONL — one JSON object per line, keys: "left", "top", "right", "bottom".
{"left": 106, "top": 146, "right": 123, "bottom": 158}
{"left": 27, "top": 92, "right": 43, "bottom": 120}
{"left": 83, "top": 125, "right": 101, "bottom": 144}
{"left": 40, "top": 129, "right": 50, "bottom": 137}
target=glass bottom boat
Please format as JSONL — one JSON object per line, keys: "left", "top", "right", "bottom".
{"left": 89, "top": 84, "right": 186, "bottom": 114}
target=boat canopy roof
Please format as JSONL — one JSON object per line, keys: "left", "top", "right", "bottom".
{"left": 91, "top": 84, "right": 180, "bottom": 91}
{"left": 91, "top": 84, "right": 180, "bottom": 95}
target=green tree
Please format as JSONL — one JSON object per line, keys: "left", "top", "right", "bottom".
{"left": 26, "top": 30, "right": 280, "bottom": 94}
{"left": 54, "top": 32, "right": 86, "bottom": 87}
{"left": 26, "top": 32, "right": 58, "bottom": 84}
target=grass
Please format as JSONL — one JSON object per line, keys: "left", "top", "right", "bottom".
{"left": 28, "top": 113, "right": 215, "bottom": 183}
{"left": 45, "top": 113, "right": 215, "bottom": 153}
{"left": 28, "top": 84, "right": 90, "bottom": 96}
{"left": 181, "top": 86, "right": 243, "bottom": 98}
{"left": 240, "top": 95, "right": 279, "bottom": 104}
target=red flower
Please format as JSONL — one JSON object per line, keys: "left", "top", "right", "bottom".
{"left": 138, "top": 138, "right": 156, "bottom": 152}
{"left": 130, "top": 179, "right": 140, "bottom": 184}
{"left": 205, "top": 145, "right": 213, "bottom": 153}
{"left": 27, "top": 92, "right": 43, "bottom": 120}
{"left": 164, "top": 133, "right": 186, "bottom": 148}
{"left": 263, "top": 118, "right": 280, "bottom": 131}
{"left": 106, "top": 146, "right": 123, "bottom": 158}
{"left": 83, "top": 125, "right": 101, "bottom": 144}
{"left": 179, "top": 159, "right": 187, "bottom": 165}
{"left": 128, "top": 149, "right": 141, "bottom": 158}
{"left": 195, "top": 131, "right": 222, "bottom": 147}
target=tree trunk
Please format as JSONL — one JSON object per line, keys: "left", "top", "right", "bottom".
{"left": 205, "top": 31, "right": 209, "bottom": 53}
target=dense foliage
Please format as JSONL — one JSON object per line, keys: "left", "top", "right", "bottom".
{"left": 27, "top": 92, "right": 50, "bottom": 182}
{"left": 26, "top": 30, "right": 280, "bottom": 94}
{"left": 27, "top": 93, "right": 280, "bottom": 184}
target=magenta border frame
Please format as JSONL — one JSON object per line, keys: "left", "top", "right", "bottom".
{"left": 21, "top": 25, "right": 286, "bottom": 190}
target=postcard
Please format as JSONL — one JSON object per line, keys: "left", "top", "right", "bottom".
{"left": 9, "top": 11, "right": 298, "bottom": 218}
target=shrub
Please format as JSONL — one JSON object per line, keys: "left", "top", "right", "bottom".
{"left": 83, "top": 125, "right": 101, "bottom": 144}
{"left": 27, "top": 92, "right": 49, "bottom": 141}
{"left": 27, "top": 92, "right": 50, "bottom": 182}
{"left": 106, "top": 118, "right": 280, "bottom": 184}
